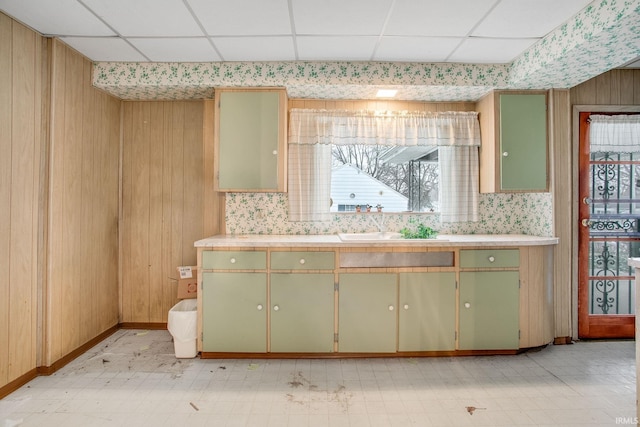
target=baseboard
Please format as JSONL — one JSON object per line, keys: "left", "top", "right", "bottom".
{"left": 554, "top": 336, "right": 573, "bottom": 345}
{"left": 119, "top": 322, "right": 167, "bottom": 330}
{"left": 37, "top": 325, "right": 120, "bottom": 376}
{"left": 0, "top": 368, "right": 38, "bottom": 400}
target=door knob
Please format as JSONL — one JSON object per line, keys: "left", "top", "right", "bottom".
{"left": 581, "top": 219, "right": 592, "bottom": 227}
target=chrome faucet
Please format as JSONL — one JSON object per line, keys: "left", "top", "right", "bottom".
{"left": 370, "top": 212, "right": 386, "bottom": 234}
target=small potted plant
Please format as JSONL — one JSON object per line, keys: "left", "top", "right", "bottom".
{"left": 376, "top": 204, "right": 383, "bottom": 212}
{"left": 366, "top": 204, "right": 372, "bottom": 213}
{"left": 355, "top": 205, "right": 361, "bottom": 213}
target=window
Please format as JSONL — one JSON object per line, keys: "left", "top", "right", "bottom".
{"left": 331, "top": 145, "right": 439, "bottom": 213}
{"left": 287, "top": 109, "right": 481, "bottom": 222}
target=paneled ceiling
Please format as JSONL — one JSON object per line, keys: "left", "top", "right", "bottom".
{"left": 1, "top": 0, "right": 639, "bottom": 101}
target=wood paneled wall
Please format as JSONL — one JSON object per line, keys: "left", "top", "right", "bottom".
{"left": 571, "top": 69, "right": 640, "bottom": 105}
{"left": 120, "top": 101, "right": 216, "bottom": 324}
{"left": 548, "top": 89, "right": 572, "bottom": 340}
{"left": 45, "top": 39, "right": 121, "bottom": 365}
{"left": 0, "top": 13, "right": 45, "bottom": 389}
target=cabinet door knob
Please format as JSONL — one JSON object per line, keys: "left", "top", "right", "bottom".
{"left": 273, "top": 305, "right": 280, "bottom": 311}
{"left": 230, "top": 257, "right": 237, "bottom": 264}
{"left": 488, "top": 256, "right": 495, "bottom": 263}
{"left": 299, "top": 258, "right": 306, "bottom": 264}
{"left": 257, "top": 304, "right": 263, "bottom": 311}
{"left": 388, "top": 305, "right": 394, "bottom": 311}
{"left": 464, "top": 302, "right": 471, "bottom": 309}
{"left": 403, "top": 304, "right": 409, "bottom": 310}
{"left": 272, "top": 150, "right": 278, "bottom": 155}
{"left": 502, "top": 151, "right": 509, "bottom": 157}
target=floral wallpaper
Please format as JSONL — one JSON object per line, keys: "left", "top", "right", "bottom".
{"left": 225, "top": 192, "right": 554, "bottom": 237}
{"left": 509, "top": 0, "right": 640, "bottom": 89}
{"left": 91, "top": 0, "right": 640, "bottom": 101}
{"left": 93, "top": 62, "right": 509, "bottom": 101}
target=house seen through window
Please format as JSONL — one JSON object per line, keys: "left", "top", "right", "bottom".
{"left": 331, "top": 145, "right": 439, "bottom": 213}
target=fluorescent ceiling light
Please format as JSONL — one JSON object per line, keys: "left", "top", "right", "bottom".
{"left": 376, "top": 89, "right": 398, "bottom": 98}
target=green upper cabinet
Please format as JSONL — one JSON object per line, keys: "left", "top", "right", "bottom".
{"left": 214, "top": 89, "right": 287, "bottom": 192}
{"left": 499, "top": 93, "right": 547, "bottom": 191}
{"left": 477, "top": 91, "right": 548, "bottom": 193}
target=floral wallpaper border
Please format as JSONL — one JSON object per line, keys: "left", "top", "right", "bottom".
{"left": 509, "top": 0, "right": 640, "bottom": 88}
{"left": 91, "top": 0, "right": 640, "bottom": 101}
{"left": 225, "top": 192, "right": 554, "bottom": 238}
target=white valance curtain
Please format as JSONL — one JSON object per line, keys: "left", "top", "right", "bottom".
{"left": 288, "top": 109, "right": 481, "bottom": 147}
{"left": 589, "top": 114, "right": 640, "bottom": 153}
{"left": 288, "top": 109, "right": 481, "bottom": 222}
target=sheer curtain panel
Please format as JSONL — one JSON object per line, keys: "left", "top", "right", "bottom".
{"left": 589, "top": 114, "right": 640, "bottom": 153}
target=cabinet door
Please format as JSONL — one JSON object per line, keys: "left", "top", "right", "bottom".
{"left": 338, "top": 273, "right": 397, "bottom": 353}
{"left": 270, "top": 273, "right": 334, "bottom": 353}
{"left": 202, "top": 272, "right": 267, "bottom": 352}
{"left": 399, "top": 272, "right": 456, "bottom": 351}
{"left": 459, "top": 271, "right": 519, "bottom": 350}
{"left": 499, "top": 93, "right": 547, "bottom": 191}
{"left": 216, "top": 90, "right": 286, "bottom": 192}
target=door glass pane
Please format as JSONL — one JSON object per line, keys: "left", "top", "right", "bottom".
{"left": 587, "top": 152, "right": 640, "bottom": 315}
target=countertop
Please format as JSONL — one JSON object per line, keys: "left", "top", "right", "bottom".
{"left": 194, "top": 233, "right": 559, "bottom": 248}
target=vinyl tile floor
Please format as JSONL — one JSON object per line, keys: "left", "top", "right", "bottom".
{"left": 0, "top": 330, "right": 636, "bottom": 427}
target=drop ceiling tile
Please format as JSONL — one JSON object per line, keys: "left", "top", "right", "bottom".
{"left": 188, "top": 0, "right": 291, "bottom": 36}
{"left": 82, "top": 0, "right": 202, "bottom": 37}
{"left": 448, "top": 37, "right": 538, "bottom": 64}
{"left": 385, "top": 0, "right": 496, "bottom": 37}
{"left": 472, "top": 0, "right": 593, "bottom": 38}
{"left": 374, "top": 37, "right": 462, "bottom": 62}
{"left": 0, "top": 0, "right": 115, "bottom": 36}
{"left": 128, "top": 38, "right": 221, "bottom": 62}
{"left": 292, "top": 0, "right": 392, "bottom": 35}
{"left": 59, "top": 37, "right": 147, "bottom": 61}
{"left": 297, "top": 36, "right": 378, "bottom": 61}
{"left": 213, "top": 36, "right": 295, "bottom": 61}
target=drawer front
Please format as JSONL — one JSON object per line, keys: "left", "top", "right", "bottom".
{"left": 460, "top": 249, "right": 519, "bottom": 268}
{"left": 202, "top": 250, "right": 267, "bottom": 270}
{"left": 271, "top": 251, "right": 335, "bottom": 270}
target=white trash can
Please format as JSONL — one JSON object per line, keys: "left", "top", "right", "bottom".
{"left": 168, "top": 299, "right": 198, "bottom": 358}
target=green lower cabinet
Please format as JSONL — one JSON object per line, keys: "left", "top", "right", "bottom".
{"left": 202, "top": 272, "right": 267, "bottom": 352}
{"left": 270, "top": 273, "right": 335, "bottom": 353}
{"left": 398, "top": 272, "right": 456, "bottom": 351}
{"left": 459, "top": 271, "right": 520, "bottom": 350}
{"left": 338, "top": 273, "right": 397, "bottom": 353}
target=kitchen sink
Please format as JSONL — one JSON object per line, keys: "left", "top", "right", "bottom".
{"left": 337, "top": 232, "right": 403, "bottom": 241}
{"left": 337, "top": 232, "right": 448, "bottom": 242}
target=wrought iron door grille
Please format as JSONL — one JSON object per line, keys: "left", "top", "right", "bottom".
{"left": 587, "top": 152, "right": 640, "bottom": 315}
